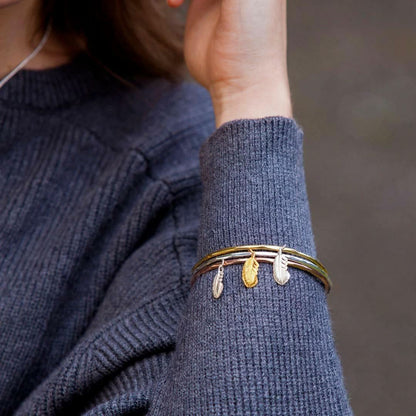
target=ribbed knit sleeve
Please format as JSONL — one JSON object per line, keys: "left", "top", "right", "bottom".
{"left": 148, "top": 116, "right": 354, "bottom": 415}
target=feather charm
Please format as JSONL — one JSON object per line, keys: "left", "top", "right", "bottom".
{"left": 273, "top": 246, "right": 290, "bottom": 285}
{"left": 242, "top": 250, "right": 259, "bottom": 288}
{"left": 212, "top": 261, "right": 225, "bottom": 299}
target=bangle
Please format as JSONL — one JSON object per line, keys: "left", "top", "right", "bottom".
{"left": 191, "top": 244, "right": 332, "bottom": 299}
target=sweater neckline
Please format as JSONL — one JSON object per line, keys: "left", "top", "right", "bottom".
{"left": 0, "top": 51, "right": 120, "bottom": 109}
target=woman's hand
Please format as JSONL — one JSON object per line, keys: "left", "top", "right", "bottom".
{"left": 167, "top": 0, "right": 292, "bottom": 127}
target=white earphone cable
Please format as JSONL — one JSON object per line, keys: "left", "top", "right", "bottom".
{"left": 0, "top": 22, "right": 52, "bottom": 89}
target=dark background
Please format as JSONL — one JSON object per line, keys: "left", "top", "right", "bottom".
{"left": 288, "top": 1, "right": 415, "bottom": 415}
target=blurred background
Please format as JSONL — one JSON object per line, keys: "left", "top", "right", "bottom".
{"left": 287, "top": 1, "right": 415, "bottom": 415}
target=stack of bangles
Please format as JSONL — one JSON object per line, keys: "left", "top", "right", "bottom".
{"left": 191, "top": 245, "right": 332, "bottom": 299}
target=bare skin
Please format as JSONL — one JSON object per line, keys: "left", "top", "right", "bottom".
{"left": 0, "top": 0, "right": 80, "bottom": 79}
{"left": 167, "top": 0, "right": 293, "bottom": 127}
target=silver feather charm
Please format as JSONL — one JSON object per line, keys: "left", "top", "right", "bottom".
{"left": 212, "top": 260, "right": 225, "bottom": 299}
{"left": 273, "top": 246, "right": 290, "bottom": 285}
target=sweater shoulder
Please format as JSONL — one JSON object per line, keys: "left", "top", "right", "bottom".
{"left": 58, "top": 78, "right": 216, "bottom": 156}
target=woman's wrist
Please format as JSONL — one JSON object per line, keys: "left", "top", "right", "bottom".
{"left": 210, "top": 78, "right": 293, "bottom": 129}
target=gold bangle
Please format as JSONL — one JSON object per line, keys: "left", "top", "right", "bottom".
{"left": 191, "top": 245, "right": 332, "bottom": 298}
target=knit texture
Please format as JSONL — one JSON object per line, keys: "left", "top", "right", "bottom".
{"left": 0, "top": 52, "right": 353, "bottom": 415}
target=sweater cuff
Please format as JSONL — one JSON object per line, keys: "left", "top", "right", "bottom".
{"left": 197, "top": 116, "right": 316, "bottom": 261}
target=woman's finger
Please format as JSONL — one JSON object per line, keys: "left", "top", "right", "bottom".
{"left": 167, "top": 0, "right": 185, "bottom": 8}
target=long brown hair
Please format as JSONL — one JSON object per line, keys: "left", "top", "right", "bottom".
{"left": 38, "top": 0, "right": 189, "bottom": 86}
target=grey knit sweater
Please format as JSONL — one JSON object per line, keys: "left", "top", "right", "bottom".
{"left": 0, "top": 52, "right": 353, "bottom": 415}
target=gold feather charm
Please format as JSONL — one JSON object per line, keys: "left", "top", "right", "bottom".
{"left": 273, "top": 246, "right": 290, "bottom": 285}
{"left": 242, "top": 249, "right": 259, "bottom": 288}
{"left": 212, "top": 260, "right": 225, "bottom": 299}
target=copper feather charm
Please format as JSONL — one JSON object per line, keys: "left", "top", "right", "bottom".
{"left": 242, "top": 250, "right": 259, "bottom": 288}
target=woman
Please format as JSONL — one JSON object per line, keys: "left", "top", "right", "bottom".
{"left": 0, "top": 0, "right": 354, "bottom": 414}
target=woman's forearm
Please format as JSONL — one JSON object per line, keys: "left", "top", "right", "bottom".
{"left": 210, "top": 77, "right": 293, "bottom": 128}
